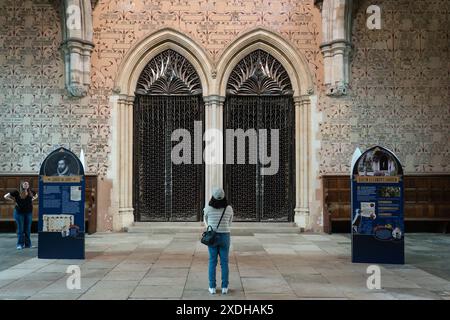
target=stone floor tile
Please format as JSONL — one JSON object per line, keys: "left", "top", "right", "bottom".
{"left": 140, "top": 276, "right": 187, "bottom": 286}
{"left": 28, "top": 292, "right": 82, "bottom": 300}
{"left": 385, "top": 288, "right": 444, "bottom": 300}
{"left": 39, "top": 277, "right": 100, "bottom": 294}
{"left": 130, "top": 285, "right": 184, "bottom": 299}
{"left": 241, "top": 277, "right": 293, "bottom": 294}
{"left": 290, "top": 283, "right": 346, "bottom": 298}
{"left": 0, "top": 233, "right": 448, "bottom": 300}
{"left": 0, "top": 280, "right": 53, "bottom": 297}
{"left": 0, "top": 269, "right": 34, "bottom": 280}
{"left": 103, "top": 271, "right": 147, "bottom": 281}
{"left": 22, "top": 272, "right": 66, "bottom": 281}
{"left": 148, "top": 267, "right": 190, "bottom": 277}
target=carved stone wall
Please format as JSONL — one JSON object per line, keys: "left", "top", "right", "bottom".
{"left": 1, "top": 0, "right": 449, "bottom": 231}
{"left": 91, "top": 0, "right": 323, "bottom": 88}
{"left": 0, "top": 0, "right": 323, "bottom": 231}
{"left": 319, "top": 0, "right": 450, "bottom": 174}
{"left": 0, "top": 0, "right": 109, "bottom": 177}
{"left": 0, "top": 0, "right": 323, "bottom": 173}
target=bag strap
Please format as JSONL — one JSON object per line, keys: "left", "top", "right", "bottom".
{"left": 216, "top": 206, "right": 228, "bottom": 230}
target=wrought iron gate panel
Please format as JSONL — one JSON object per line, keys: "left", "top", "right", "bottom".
{"left": 259, "top": 96, "right": 294, "bottom": 221}
{"left": 170, "top": 95, "right": 204, "bottom": 221}
{"left": 134, "top": 95, "right": 204, "bottom": 222}
{"left": 225, "top": 96, "right": 259, "bottom": 221}
{"left": 224, "top": 96, "right": 294, "bottom": 222}
{"left": 224, "top": 49, "right": 294, "bottom": 222}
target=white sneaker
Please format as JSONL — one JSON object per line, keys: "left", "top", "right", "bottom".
{"left": 222, "top": 288, "right": 228, "bottom": 295}
{"left": 16, "top": 245, "right": 23, "bottom": 250}
{"left": 208, "top": 287, "right": 216, "bottom": 294}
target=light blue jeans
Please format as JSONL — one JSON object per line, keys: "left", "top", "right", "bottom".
{"left": 208, "top": 232, "right": 230, "bottom": 289}
{"left": 14, "top": 209, "right": 32, "bottom": 248}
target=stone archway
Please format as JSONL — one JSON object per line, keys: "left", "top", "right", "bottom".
{"left": 223, "top": 49, "right": 296, "bottom": 222}
{"left": 215, "top": 28, "right": 315, "bottom": 229}
{"left": 111, "top": 27, "right": 317, "bottom": 230}
{"left": 111, "top": 29, "right": 213, "bottom": 230}
{"left": 133, "top": 49, "right": 205, "bottom": 222}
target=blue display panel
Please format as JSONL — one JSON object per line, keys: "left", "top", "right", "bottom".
{"left": 38, "top": 147, "right": 85, "bottom": 259}
{"left": 351, "top": 146, "right": 404, "bottom": 264}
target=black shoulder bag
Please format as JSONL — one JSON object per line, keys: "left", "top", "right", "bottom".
{"left": 201, "top": 206, "right": 227, "bottom": 246}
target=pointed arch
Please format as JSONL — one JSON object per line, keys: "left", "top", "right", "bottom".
{"left": 114, "top": 28, "right": 213, "bottom": 97}
{"left": 216, "top": 28, "right": 314, "bottom": 97}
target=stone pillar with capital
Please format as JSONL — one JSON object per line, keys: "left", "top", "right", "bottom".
{"left": 294, "top": 96, "right": 311, "bottom": 230}
{"left": 114, "top": 95, "right": 135, "bottom": 231}
{"left": 203, "top": 95, "right": 226, "bottom": 205}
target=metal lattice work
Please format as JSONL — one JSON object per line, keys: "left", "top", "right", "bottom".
{"left": 225, "top": 50, "right": 294, "bottom": 222}
{"left": 134, "top": 50, "right": 204, "bottom": 221}
{"left": 134, "top": 95, "right": 204, "bottom": 221}
{"left": 226, "top": 50, "right": 293, "bottom": 96}
{"left": 224, "top": 96, "right": 294, "bottom": 222}
{"left": 136, "top": 49, "right": 202, "bottom": 95}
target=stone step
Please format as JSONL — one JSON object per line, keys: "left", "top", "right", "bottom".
{"left": 126, "top": 222, "right": 300, "bottom": 235}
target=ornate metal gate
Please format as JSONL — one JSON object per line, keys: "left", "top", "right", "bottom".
{"left": 133, "top": 50, "right": 204, "bottom": 221}
{"left": 224, "top": 50, "right": 295, "bottom": 222}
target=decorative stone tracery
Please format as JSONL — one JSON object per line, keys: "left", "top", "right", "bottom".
{"left": 226, "top": 50, "right": 293, "bottom": 96}
{"left": 136, "top": 49, "right": 202, "bottom": 95}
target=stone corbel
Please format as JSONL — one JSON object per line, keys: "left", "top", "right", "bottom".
{"left": 316, "top": 0, "right": 353, "bottom": 96}
{"left": 60, "top": 0, "right": 95, "bottom": 97}
{"left": 61, "top": 39, "right": 94, "bottom": 97}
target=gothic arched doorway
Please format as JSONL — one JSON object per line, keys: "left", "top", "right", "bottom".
{"left": 224, "top": 50, "right": 295, "bottom": 222}
{"left": 134, "top": 49, "right": 204, "bottom": 221}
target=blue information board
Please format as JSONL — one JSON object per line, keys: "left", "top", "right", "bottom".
{"left": 351, "top": 146, "right": 404, "bottom": 264}
{"left": 38, "top": 147, "right": 85, "bottom": 259}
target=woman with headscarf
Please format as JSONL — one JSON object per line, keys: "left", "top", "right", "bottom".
{"left": 203, "top": 187, "right": 233, "bottom": 295}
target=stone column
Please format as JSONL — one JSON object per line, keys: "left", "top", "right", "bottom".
{"left": 114, "top": 95, "right": 135, "bottom": 231}
{"left": 294, "top": 96, "right": 311, "bottom": 230}
{"left": 203, "top": 95, "right": 226, "bottom": 205}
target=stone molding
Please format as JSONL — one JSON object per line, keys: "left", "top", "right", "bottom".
{"left": 112, "top": 28, "right": 316, "bottom": 230}
{"left": 316, "top": 0, "right": 353, "bottom": 96}
{"left": 216, "top": 28, "right": 314, "bottom": 97}
{"left": 60, "top": 0, "right": 95, "bottom": 97}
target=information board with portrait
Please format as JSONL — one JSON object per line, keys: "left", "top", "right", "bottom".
{"left": 351, "top": 146, "right": 404, "bottom": 264}
{"left": 38, "top": 147, "right": 85, "bottom": 259}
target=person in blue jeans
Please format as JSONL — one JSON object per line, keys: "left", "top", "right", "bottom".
{"left": 203, "top": 187, "right": 233, "bottom": 295}
{"left": 4, "top": 181, "right": 38, "bottom": 250}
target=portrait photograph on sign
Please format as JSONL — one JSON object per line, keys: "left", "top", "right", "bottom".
{"left": 41, "top": 149, "right": 81, "bottom": 177}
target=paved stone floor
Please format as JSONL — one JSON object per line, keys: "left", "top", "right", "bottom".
{"left": 0, "top": 232, "right": 449, "bottom": 300}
